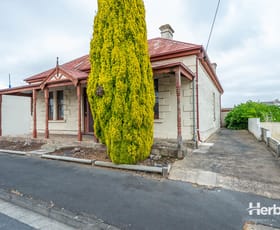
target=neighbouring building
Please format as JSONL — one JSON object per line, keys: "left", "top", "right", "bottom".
{"left": 0, "top": 24, "right": 223, "bottom": 146}
{"left": 1, "top": 95, "right": 31, "bottom": 136}
{"left": 221, "top": 108, "right": 232, "bottom": 127}
{"left": 261, "top": 99, "right": 280, "bottom": 107}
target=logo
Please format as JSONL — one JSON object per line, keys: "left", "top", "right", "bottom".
{"left": 247, "top": 202, "right": 280, "bottom": 216}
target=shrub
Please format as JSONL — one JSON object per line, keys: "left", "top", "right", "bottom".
{"left": 225, "top": 101, "right": 280, "bottom": 129}
{"left": 87, "top": 0, "right": 155, "bottom": 164}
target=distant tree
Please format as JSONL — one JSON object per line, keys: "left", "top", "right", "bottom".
{"left": 87, "top": 0, "right": 155, "bottom": 164}
{"left": 225, "top": 101, "right": 280, "bottom": 129}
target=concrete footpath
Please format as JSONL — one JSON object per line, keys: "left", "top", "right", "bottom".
{"left": 169, "top": 129, "right": 280, "bottom": 199}
{"left": 0, "top": 199, "right": 75, "bottom": 230}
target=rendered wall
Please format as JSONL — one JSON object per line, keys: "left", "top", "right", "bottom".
{"left": 2, "top": 95, "right": 31, "bottom": 136}
{"left": 248, "top": 118, "right": 262, "bottom": 140}
{"left": 197, "top": 62, "right": 221, "bottom": 141}
{"left": 261, "top": 122, "right": 280, "bottom": 141}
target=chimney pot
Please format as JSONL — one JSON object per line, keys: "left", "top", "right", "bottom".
{"left": 159, "top": 24, "right": 174, "bottom": 40}
{"left": 211, "top": 63, "right": 217, "bottom": 72}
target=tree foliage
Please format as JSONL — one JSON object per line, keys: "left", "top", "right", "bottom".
{"left": 87, "top": 0, "right": 155, "bottom": 164}
{"left": 225, "top": 101, "right": 280, "bottom": 129}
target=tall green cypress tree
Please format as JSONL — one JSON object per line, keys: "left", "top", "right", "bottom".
{"left": 87, "top": 0, "right": 155, "bottom": 164}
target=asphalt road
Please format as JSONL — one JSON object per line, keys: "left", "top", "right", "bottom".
{"left": 0, "top": 213, "right": 34, "bottom": 230}
{"left": 0, "top": 153, "right": 279, "bottom": 230}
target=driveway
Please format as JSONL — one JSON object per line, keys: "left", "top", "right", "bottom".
{"left": 169, "top": 129, "right": 280, "bottom": 199}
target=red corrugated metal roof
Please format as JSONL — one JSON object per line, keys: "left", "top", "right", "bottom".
{"left": 148, "top": 37, "right": 201, "bottom": 57}
{"left": 24, "top": 38, "right": 202, "bottom": 84}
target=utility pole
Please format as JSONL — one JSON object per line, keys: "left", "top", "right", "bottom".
{"left": 9, "top": 74, "right": 11, "bottom": 88}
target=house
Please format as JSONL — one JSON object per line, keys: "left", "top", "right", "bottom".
{"left": 221, "top": 108, "right": 232, "bottom": 127}
{"left": 0, "top": 24, "right": 223, "bottom": 147}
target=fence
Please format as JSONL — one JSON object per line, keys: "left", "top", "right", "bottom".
{"left": 248, "top": 118, "right": 280, "bottom": 158}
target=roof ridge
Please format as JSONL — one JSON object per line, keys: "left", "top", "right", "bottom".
{"left": 148, "top": 37, "right": 200, "bottom": 47}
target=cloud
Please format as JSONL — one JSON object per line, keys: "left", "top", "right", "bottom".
{"left": 0, "top": 0, "right": 279, "bottom": 108}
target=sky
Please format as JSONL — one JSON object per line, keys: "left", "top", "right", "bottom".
{"left": 0, "top": 0, "right": 279, "bottom": 107}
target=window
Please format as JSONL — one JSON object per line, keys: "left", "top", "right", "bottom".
{"left": 57, "top": 91, "right": 64, "bottom": 120}
{"left": 48, "top": 92, "right": 54, "bottom": 120}
{"left": 154, "top": 79, "right": 159, "bottom": 119}
{"left": 213, "top": 92, "right": 216, "bottom": 121}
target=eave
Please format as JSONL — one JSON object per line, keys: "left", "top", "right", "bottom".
{"left": 0, "top": 83, "right": 40, "bottom": 96}
{"left": 150, "top": 47, "right": 201, "bottom": 62}
{"left": 153, "top": 62, "right": 195, "bottom": 80}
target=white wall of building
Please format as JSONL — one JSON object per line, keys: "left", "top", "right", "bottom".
{"left": 2, "top": 95, "right": 31, "bottom": 136}
{"left": 197, "top": 62, "right": 221, "bottom": 141}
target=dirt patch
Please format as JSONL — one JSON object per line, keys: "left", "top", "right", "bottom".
{"left": 0, "top": 140, "right": 44, "bottom": 152}
{"left": 51, "top": 146, "right": 177, "bottom": 167}
{"left": 0, "top": 139, "right": 177, "bottom": 179}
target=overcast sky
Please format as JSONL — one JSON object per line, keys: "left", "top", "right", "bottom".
{"left": 0, "top": 0, "right": 279, "bottom": 107}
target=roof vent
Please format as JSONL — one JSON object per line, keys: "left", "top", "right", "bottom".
{"left": 159, "top": 24, "right": 174, "bottom": 40}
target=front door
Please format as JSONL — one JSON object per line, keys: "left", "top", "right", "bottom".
{"left": 83, "top": 88, "right": 94, "bottom": 134}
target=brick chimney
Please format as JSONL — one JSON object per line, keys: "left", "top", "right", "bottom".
{"left": 159, "top": 24, "right": 174, "bottom": 40}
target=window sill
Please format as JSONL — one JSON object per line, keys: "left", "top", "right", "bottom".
{"left": 49, "top": 120, "right": 66, "bottom": 123}
{"left": 154, "top": 119, "right": 164, "bottom": 124}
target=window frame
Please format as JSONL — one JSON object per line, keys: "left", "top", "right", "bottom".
{"left": 48, "top": 92, "right": 54, "bottom": 120}
{"left": 154, "top": 79, "right": 159, "bottom": 119}
{"left": 57, "top": 90, "right": 64, "bottom": 120}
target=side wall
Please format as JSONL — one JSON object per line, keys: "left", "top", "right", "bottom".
{"left": 35, "top": 86, "right": 83, "bottom": 135}
{"left": 248, "top": 118, "right": 262, "bottom": 140}
{"left": 197, "top": 62, "right": 221, "bottom": 141}
{"left": 2, "top": 95, "right": 31, "bottom": 136}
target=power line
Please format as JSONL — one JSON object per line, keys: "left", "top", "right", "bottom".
{"left": 206, "top": 0, "right": 221, "bottom": 52}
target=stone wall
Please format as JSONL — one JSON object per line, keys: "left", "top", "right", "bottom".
{"left": 35, "top": 85, "right": 84, "bottom": 135}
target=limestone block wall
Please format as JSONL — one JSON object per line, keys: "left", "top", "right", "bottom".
{"left": 35, "top": 86, "right": 83, "bottom": 135}
{"left": 153, "top": 55, "right": 197, "bottom": 141}
{"left": 181, "top": 77, "right": 195, "bottom": 140}
{"left": 2, "top": 95, "right": 31, "bottom": 136}
{"left": 154, "top": 77, "right": 177, "bottom": 139}
{"left": 153, "top": 76, "right": 194, "bottom": 140}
